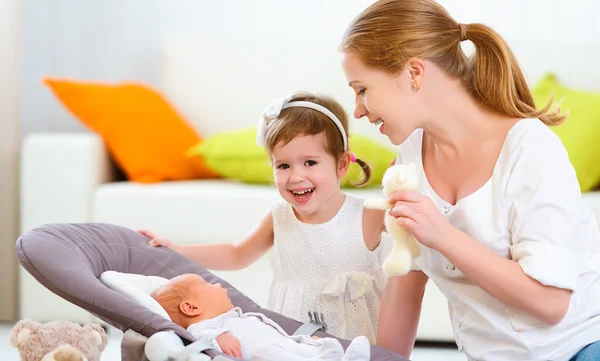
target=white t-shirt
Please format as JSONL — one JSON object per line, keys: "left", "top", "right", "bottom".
{"left": 396, "top": 118, "right": 600, "bottom": 361}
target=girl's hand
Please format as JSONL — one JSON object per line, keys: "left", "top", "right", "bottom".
{"left": 388, "top": 190, "right": 455, "bottom": 250}
{"left": 216, "top": 333, "right": 242, "bottom": 358}
{"left": 138, "top": 229, "right": 158, "bottom": 239}
{"left": 138, "top": 229, "right": 177, "bottom": 250}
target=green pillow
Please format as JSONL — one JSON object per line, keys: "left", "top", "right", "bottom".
{"left": 186, "top": 128, "right": 397, "bottom": 188}
{"left": 532, "top": 73, "right": 600, "bottom": 192}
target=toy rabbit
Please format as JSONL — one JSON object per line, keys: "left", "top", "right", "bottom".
{"left": 364, "top": 163, "right": 421, "bottom": 276}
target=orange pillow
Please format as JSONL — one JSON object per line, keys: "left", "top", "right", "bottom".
{"left": 43, "top": 78, "right": 219, "bottom": 183}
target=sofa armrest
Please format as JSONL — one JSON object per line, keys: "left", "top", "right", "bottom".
{"left": 20, "top": 132, "right": 115, "bottom": 233}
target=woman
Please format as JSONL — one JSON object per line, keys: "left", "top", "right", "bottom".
{"left": 339, "top": 0, "right": 600, "bottom": 360}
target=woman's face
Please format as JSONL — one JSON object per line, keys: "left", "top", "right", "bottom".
{"left": 341, "top": 51, "right": 428, "bottom": 145}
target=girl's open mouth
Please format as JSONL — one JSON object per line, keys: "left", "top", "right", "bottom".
{"left": 290, "top": 188, "right": 315, "bottom": 203}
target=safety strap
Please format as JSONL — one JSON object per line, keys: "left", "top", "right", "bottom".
{"left": 173, "top": 339, "right": 214, "bottom": 361}
{"left": 292, "top": 310, "right": 328, "bottom": 337}
{"left": 293, "top": 322, "right": 326, "bottom": 336}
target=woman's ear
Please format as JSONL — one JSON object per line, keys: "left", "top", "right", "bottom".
{"left": 180, "top": 301, "right": 203, "bottom": 317}
{"left": 399, "top": 57, "right": 425, "bottom": 90}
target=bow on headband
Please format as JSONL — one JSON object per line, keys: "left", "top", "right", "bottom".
{"left": 256, "top": 94, "right": 349, "bottom": 152}
{"left": 256, "top": 94, "right": 294, "bottom": 148}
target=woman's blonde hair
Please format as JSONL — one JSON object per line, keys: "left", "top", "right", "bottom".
{"left": 340, "top": 0, "right": 566, "bottom": 126}
{"left": 262, "top": 92, "right": 371, "bottom": 186}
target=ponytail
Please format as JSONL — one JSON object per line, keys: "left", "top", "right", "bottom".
{"left": 350, "top": 157, "right": 372, "bottom": 187}
{"left": 462, "top": 23, "right": 566, "bottom": 126}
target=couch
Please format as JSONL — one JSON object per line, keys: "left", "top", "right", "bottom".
{"left": 19, "top": 33, "right": 600, "bottom": 343}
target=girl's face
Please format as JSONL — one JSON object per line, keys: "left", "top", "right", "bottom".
{"left": 271, "top": 133, "right": 348, "bottom": 223}
{"left": 341, "top": 51, "right": 429, "bottom": 145}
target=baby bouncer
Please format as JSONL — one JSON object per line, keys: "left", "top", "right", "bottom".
{"left": 15, "top": 223, "right": 408, "bottom": 361}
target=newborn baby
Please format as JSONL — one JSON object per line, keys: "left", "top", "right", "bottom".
{"left": 151, "top": 273, "right": 370, "bottom": 361}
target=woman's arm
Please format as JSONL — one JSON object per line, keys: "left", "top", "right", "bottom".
{"left": 171, "top": 212, "right": 274, "bottom": 271}
{"left": 377, "top": 271, "right": 428, "bottom": 357}
{"left": 390, "top": 185, "right": 574, "bottom": 326}
{"left": 437, "top": 229, "right": 571, "bottom": 325}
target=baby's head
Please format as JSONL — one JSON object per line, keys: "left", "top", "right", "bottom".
{"left": 151, "top": 274, "right": 233, "bottom": 328}
{"left": 258, "top": 92, "right": 372, "bottom": 219}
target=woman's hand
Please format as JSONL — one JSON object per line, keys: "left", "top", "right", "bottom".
{"left": 388, "top": 190, "right": 455, "bottom": 250}
{"left": 138, "top": 229, "right": 178, "bottom": 250}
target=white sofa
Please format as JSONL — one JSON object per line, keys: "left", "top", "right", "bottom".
{"left": 19, "top": 33, "right": 600, "bottom": 343}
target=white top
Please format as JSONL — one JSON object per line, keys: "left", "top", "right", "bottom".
{"left": 397, "top": 119, "right": 600, "bottom": 361}
{"left": 268, "top": 194, "right": 388, "bottom": 344}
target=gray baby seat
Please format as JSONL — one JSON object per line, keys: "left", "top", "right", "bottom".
{"left": 15, "top": 223, "right": 408, "bottom": 361}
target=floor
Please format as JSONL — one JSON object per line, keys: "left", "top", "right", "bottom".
{"left": 1, "top": 322, "right": 466, "bottom": 360}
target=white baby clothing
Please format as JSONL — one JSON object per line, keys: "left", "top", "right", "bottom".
{"left": 397, "top": 119, "right": 600, "bottom": 361}
{"left": 187, "top": 307, "right": 370, "bottom": 361}
{"left": 268, "top": 193, "right": 387, "bottom": 344}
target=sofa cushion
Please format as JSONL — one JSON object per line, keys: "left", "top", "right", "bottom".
{"left": 43, "top": 78, "right": 219, "bottom": 183}
{"left": 532, "top": 73, "right": 600, "bottom": 192}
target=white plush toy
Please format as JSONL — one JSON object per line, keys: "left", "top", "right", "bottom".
{"left": 364, "top": 163, "right": 421, "bottom": 277}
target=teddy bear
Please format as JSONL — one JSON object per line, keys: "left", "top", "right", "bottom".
{"left": 9, "top": 319, "right": 108, "bottom": 361}
{"left": 364, "top": 163, "right": 421, "bottom": 276}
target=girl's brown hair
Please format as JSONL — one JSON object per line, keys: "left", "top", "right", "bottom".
{"left": 262, "top": 92, "right": 371, "bottom": 186}
{"left": 340, "top": 0, "right": 566, "bottom": 126}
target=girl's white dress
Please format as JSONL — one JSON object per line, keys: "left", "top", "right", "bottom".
{"left": 267, "top": 193, "right": 388, "bottom": 344}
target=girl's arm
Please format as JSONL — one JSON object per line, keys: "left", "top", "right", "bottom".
{"left": 362, "top": 208, "right": 386, "bottom": 251}
{"left": 437, "top": 229, "right": 572, "bottom": 325}
{"left": 153, "top": 212, "right": 274, "bottom": 271}
{"left": 377, "top": 271, "right": 429, "bottom": 357}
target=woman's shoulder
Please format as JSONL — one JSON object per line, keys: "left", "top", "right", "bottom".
{"left": 500, "top": 118, "right": 571, "bottom": 171}
{"left": 505, "top": 118, "right": 562, "bottom": 145}
{"left": 497, "top": 118, "right": 578, "bottom": 200}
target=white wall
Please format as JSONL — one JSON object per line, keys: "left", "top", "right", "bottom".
{"left": 0, "top": 0, "right": 20, "bottom": 321}
{"left": 20, "top": 0, "right": 600, "bottom": 137}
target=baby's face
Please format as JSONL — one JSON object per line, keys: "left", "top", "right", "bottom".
{"left": 179, "top": 274, "right": 234, "bottom": 316}
{"left": 189, "top": 274, "right": 233, "bottom": 311}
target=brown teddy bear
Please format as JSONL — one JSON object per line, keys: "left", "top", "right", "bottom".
{"left": 9, "top": 319, "right": 108, "bottom": 361}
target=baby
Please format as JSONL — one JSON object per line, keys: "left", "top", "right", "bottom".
{"left": 150, "top": 274, "right": 370, "bottom": 361}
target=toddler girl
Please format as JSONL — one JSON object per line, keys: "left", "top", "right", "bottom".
{"left": 141, "top": 92, "right": 388, "bottom": 344}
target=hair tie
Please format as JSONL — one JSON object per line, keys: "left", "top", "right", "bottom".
{"left": 350, "top": 152, "right": 357, "bottom": 163}
{"left": 256, "top": 94, "right": 349, "bottom": 151}
{"left": 459, "top": 23, "right": 468, "bottom": 42}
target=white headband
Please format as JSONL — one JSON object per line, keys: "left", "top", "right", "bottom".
{"left": 256, "top": 94, "right": 349, "bottom": 151}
